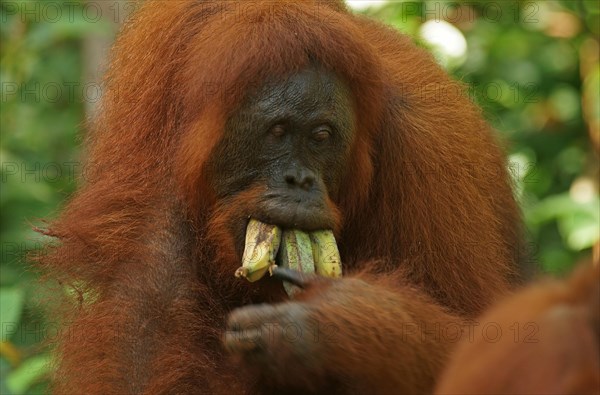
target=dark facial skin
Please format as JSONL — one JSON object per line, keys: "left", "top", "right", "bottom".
{"left": 208, "top": 68, "right": 355, "bottom": 231}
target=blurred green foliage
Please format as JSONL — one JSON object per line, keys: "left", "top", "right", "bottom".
{"left": 0, "top": 0, "right": 598, "bottom": 393}
{"left": 1, "top": 1, "right": 114, "bottom": 392}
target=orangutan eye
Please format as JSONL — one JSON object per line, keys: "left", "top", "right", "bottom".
{"left": 270, "top": 124, "right": 286, "bottom": 137}
{"left": 312, "top": 128, "right": 331, "bottom": 142}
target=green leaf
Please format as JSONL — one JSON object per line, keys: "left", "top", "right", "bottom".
{"left": 5, "top": 354, "right": 52, "bottom": 395}
{"left": 0, "top": 287, "right": 25, "bottom": 338}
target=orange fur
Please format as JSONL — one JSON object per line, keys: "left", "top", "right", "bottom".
{"left": 39, "top": 1, "right": 524, "bottom": 393}
{"left": 436, "top": 263, "right": 600, "bottom": 394}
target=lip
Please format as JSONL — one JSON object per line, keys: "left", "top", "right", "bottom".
{"left": 253, "top": 195, "right": 333, "bottom": 231}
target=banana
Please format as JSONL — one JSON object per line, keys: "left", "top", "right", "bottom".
{"left": 310, "top": 230, "right": 342, "bottom": 278}
{"left": 278, "top": 229, "right": 315, "bottom": 295}
{"left": 234, "top": 219, "right": 282, "bottom": 282}
{"left": 233, "top": 219, "right": 343, "bottom": 295}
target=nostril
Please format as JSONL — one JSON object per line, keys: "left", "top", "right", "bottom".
{"left": 300, "top": 177, "right": 314, "bottom": 191}
{"left": 284, "top": 168, "right": 315, "bottom": 190}
{"left": 285, "top": 175, "right": 296, "bottom": 185}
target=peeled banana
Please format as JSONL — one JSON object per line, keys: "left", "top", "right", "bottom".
{"left": 234, "top": 219, "right": 281, "bottom": 282}
{"left": 234, "top": 218, "right": 343, "bottom": 295}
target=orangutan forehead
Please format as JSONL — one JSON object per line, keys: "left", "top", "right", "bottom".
{"left": 239, "top": 68, "right": 352, "bottom": 116}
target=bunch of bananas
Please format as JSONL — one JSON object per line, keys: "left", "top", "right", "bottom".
{"left": 234, "top": 219, "right": 342, "bottom": 295}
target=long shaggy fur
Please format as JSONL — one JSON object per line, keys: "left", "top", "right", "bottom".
{"left": 436, "top": 263, "right": 600, "bottom": 394}
{"left": 40, "top": 0, "right": 524, "bottom": 393}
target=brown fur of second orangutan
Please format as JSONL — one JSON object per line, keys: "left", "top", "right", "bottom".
{"left": 436, "top": 263, "right": 600, "bottom": 395}
{"left": 38, "top": 0, "right": 525, "bottom": 394}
